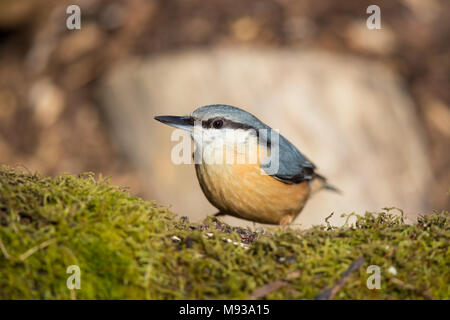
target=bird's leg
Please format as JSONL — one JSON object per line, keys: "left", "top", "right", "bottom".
{"left": 279, "top": 215, "right": 294, "bottom": 227}
{"left": 211, "top": 212, "right": 226, "bottom": 223}
{"left": 213, "top": 212, "right": 226, "bottom": 217}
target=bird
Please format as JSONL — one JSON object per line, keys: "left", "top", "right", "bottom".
{"left": 154, "top": 104, "right": 339, "bottom": 225}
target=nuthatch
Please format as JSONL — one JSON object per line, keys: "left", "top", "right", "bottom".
{"left": 155, "top": 104, "right": 338, "bottom": 225}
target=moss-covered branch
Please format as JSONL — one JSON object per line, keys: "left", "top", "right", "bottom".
{"left": 0, "top": 166, "right": 448, "bottom": 299}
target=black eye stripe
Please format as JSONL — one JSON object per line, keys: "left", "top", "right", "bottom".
{"left": 202, "top": 118, "right": 219, "bottom": 128}
{"left": 199, "top": 118, "right": 270, "bottom": 146}
{"left": 201, "top": 118, "right": 256, "bottom": 131}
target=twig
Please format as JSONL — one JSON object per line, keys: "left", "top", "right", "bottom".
{"left": 248, "top": 281, "right": 288, "bottom": 300}
{"left": 0, "top": 237, "right": 56, "bottom": 261}
{"left": 390, "top": 278, "right": 433, "bottom": 300}
{"left": 18, "top": 239, "right": 56, "bottom": 261}
{"left": 248, "top": 270, "right": 302, "bottom": 300}
{"left": 325, "top": 212, "right": 334, "bottom": 229}
{"left": 314, "top": 256, "right": 365, "bottom": 300}
{"left": 0, "top": 237, "right": 13, "bottom": 260}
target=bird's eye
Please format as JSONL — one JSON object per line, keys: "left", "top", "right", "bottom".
{"left": 212, "top": 119, "right": 223, "bottom": 129}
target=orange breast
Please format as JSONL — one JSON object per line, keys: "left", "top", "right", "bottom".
{"left": 195, "top": 143, "right": 310, "bottom": 224}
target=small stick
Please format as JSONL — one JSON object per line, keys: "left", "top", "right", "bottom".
{"left": 390, "top": 278, "right": 433, "bottom": 300}
{"left": 0, "top": 237, "right": 56, "bottom": 261}
{"left": 0, "top": 237, "right": 13, "bottom": 260}
{"left": 314, "top": 256, "right": 365, "bottom": 300}
{"left": 247, "top": 270, "right": 302, "bottom": 300}
{"left": 19, "top": 238, "right": 56, "bottom": 261}
{"left": 248, "top": 281, "right": 287, "bottom": 300}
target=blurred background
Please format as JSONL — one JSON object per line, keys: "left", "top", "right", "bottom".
{"left": 0, "top": 0, "right": 448, "bottom": 228}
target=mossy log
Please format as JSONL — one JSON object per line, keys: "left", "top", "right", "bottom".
{"left": 0, "top": 166, "right": 448, "bottom": 299}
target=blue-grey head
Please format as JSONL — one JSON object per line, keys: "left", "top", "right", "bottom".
{"left": 154, "top": 104, "right": 319, "bottom": 184}
{"left": 154, "top": 104, "right": 268, "bottom": 132}
{"left": 155, "top": 104, "right": 274, "bottom": 152}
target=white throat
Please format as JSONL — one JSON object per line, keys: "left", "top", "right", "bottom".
{"left": 191, "top": 128, "right": 259, "bottom": 165}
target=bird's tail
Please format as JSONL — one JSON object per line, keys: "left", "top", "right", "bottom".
{"left": 309, "top": 173, "right": 341, "bottom": 195}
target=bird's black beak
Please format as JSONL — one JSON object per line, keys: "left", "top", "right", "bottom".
{"left": 154, "top": 115, "right": 195, "bottom": 131}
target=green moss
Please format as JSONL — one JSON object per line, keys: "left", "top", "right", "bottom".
{"left": 0, "top": 165, "right": 448, "bottom": 299}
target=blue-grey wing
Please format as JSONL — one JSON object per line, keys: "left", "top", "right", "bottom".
{"left": 260, "top": 131, "right": 316, "bottom": 184}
